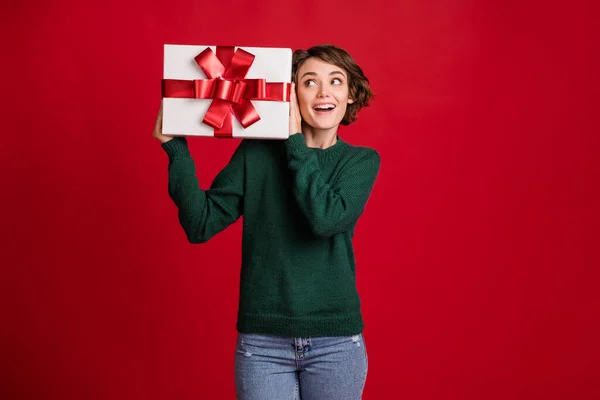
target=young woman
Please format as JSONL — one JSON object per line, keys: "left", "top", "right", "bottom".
{"left": 153, "top": 44, "right": 380, "bottom": 400}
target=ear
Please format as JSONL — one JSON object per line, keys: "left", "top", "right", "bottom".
{"left": 348, "top": 86, "right": 356, "bottom": 104}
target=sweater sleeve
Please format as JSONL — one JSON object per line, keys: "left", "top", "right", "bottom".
{"left": 162, "top": 137, "right": 245, "bottom": 243}
{"left": 285, "top": 134, "right": 380, "bottom": 238}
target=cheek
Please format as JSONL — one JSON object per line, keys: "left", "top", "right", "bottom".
{"left": 335, "top": 87, "right": 350, "bottom": 101}
{"left": 344, "top": 88, "right": 352, "bottom": 101}
{"left": 297, "top": 93, "right": 312, "bottom": 111}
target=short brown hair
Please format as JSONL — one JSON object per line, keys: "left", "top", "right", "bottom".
{"left": 292, "top": 44, "right": 374, "bottom": 125}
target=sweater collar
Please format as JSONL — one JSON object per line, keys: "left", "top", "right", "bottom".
{"left": 310, "top": 135, "right": 348, "bottom": 161}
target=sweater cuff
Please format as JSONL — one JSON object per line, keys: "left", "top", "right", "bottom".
{"left": 161, "top": 137, "right": 190, "bottom": 160}
{"left": 285, "top": 133, "right": 310, "bottom": 158}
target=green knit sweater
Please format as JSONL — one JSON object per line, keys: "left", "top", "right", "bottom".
{"left": 162, "top": 133, "right": 380, "bottom": 337}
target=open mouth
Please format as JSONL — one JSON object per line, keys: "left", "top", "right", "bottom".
{"left": 313, "top": 103, "right": 336, "bottom": 114}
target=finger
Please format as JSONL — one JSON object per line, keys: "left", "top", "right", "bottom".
{"left": 291, "top": 84, "right": 300, "bottom": 113}
{"left": 289, "top": 83, "right": 296, "bottom": 115}
{"left": 291, "top": 88, "right": 300, "bottom": 119}
{"left": 154, "top": 104, "right": 163, "bottom": 134}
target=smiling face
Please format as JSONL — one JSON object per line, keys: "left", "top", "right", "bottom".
{"left": 296, "top": 57, "right": 354, "bottom": 134}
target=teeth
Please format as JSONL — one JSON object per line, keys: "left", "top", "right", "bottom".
{"left": 314, "top": 104, "right": 335, "bottom": 110}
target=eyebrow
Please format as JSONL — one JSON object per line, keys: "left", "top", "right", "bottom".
{"left": 300, "top": 70, "right": 346, "bottom": 80}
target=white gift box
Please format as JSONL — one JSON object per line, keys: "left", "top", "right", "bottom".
{"left": 162, "top": 44, "right": 292, "bottom": 139}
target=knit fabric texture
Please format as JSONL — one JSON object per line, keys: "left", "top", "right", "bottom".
{"left": 162, "top": 133, "right": 380, "bottom": 337}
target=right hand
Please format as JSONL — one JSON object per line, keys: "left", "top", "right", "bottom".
{"left": 153, "top": 104, "right": 173, "bottom": 144}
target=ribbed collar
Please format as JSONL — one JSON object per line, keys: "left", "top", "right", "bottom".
{"left": 309, "top": 135, "right": 349, "bottom": 162}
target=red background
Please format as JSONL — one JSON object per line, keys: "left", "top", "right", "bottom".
{"left": 2, "top": 1, "right": 598, "bottom": 399}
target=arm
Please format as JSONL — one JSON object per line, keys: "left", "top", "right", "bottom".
{"left": 285, "top": 134, "right": 380, "bottom": 238}
{"left": 162, "top": 137, "right": 245, "bottom": 243}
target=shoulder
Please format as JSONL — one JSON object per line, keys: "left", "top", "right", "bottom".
{"left": 342, "top": 142, "right": 380, "bottom": 166}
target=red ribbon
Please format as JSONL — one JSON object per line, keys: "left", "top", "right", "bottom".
{"left": 162, "top": 46, "right": 291, "bottom": 137}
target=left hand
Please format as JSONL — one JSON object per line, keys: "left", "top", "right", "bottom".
{"left": 289, "top": 82, "right": 302, "bottom": 136}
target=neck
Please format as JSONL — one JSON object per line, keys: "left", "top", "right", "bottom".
{"left": 301, "top": 123, "right": 339, "bottom": 149}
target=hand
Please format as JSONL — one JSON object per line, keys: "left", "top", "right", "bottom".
{"left": 153, "top": 104, "right": 173, "bottom": 144}
{"left": 289, "top": 82, "right": 302, "bottom": 136}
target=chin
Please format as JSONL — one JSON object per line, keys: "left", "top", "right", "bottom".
{"left": 305, "top": 116, "right": 343, "bottom": 131}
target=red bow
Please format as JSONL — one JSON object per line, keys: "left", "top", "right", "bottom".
{"left": 163, "top": 46, "right": 290, "bottom": 137}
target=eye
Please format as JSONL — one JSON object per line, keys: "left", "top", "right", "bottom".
{"left": 332, "top": 78, "right": 343, "bottom": 85}
{"left": 303, "top": 79, "right": 317, "bottom": 87}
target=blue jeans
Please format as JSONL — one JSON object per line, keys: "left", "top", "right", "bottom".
{"left": 234, "top": 332, "right": 368, "bottom": 400}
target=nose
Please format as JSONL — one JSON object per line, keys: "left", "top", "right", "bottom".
{"left": 317, "top": 84, "right": 331, "bottom": 98}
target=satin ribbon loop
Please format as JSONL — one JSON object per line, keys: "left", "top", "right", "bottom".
{"left": 194, "top": 48, "right": 226, "bottom": 79}
{"left": 232, "top": 101, "right": 261, "bottom": 128}
{"left": 223, "top": 49, "right": 255, "bottom": 80}
{"left": 191, "top": 78, "right": 247, "bottom": 104}
{"left": 202, "top": 99, "right": 230, "bottom": 129}
{"left": 193, "top": 79, "right": 216, "bottom": 99}
{"left": 230, "top": 80, "right": 247, "bottom": 103}
{"left": 213, "top": 78, "right": 234, "bottom": 101}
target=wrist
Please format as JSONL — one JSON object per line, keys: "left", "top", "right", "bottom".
{"left": 161, "top": 136, "right": 190, "bottom": 159}
{"left": 285, "top": 133, "right": 310, "bottom": 158}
